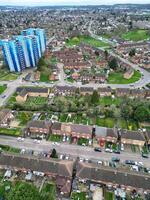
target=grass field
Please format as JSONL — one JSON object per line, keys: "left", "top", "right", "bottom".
{"left": 0, "top": 85, "right": 7, "bottom": 94}
{"left": 66, "top": 35, "right": 109, "bottom": 48}
{"left": 0, "top": 71, "right": 18, "bottom": 81}
{"left": 96, "top": 117, "right": 115, "bottom": 128}
{"left": 71, "top": 192, "right": 87, "bottom": 200}
{"left": 16, "top": 111, "right": 33, "bottom": 126}
{"left": 40, "top": 73, "right": 49, "bottom": 82}
{"left": 104, "top": 191, "right": 114, "bottom": 200}
{"left": 108, "top": 70, "right": 141, "bottom": 84}
{"left": 25, "top": 96, "right": 48, "bottom": 106}
{"left": 41, "top": 182, "right": 56, "bottom": 200}
{"left": 99, "top": 97, "right": 123, "bottom": 106}
{"left": 49, "top": 134, "right": 63, "bottom": 142}
{"left": 121, "top": 29, "right": 149, "bottom": 41}
{"left": 0, "top": 127, "right": 21, "bottom": 136}
{"left": 0, "top": 144, "right": 20, "bottom": 153}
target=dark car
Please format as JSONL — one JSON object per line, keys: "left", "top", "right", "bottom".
{"left": 113, "top": 150, "right": 120, "bottom": 154}
{"left": 94, "top": 147, "right": 102, "bottom": 152}
{"left": 142, "top": 153, "right": 149, "bottom": 158}
{"left": 112, "top": 157, "right": 120, "bottom": 162}
{"left": 125, "top": 160, "right": 135, "bottom": 165}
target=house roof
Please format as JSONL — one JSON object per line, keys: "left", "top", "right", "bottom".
{"left": 80, "top": 87, "right": 94, "bottom": 92}
{"left": 106, "top": 128, "right": 118, "bottom": 138}
{"left": 71, "top": 124, "right": 93, "bottom": 135}
{"left": 16, "top": 87, "right": 49, "bottom": 97}
{"left": 0, "top": 109, "right": 12, "bottom": 123}
{"left": 27, "top": 120, "right": 52, "bottom": 129}
{"left": 76, "top": 162, "right": 150, "bottom": 190}
{"left": 121, "top": 130, "right": 145, "bottom": 141}
{"left": 0, "top": 153, "right": 74, "bottom": 178}
{"left": 52, "top": 122, "right": 62, "bottom": 130}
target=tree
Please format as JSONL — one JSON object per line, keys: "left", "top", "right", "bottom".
{"left": 91, "top": 90, "right": 99, "bottom": 105}
{"left": 108, "top": 58, "right": 118, "bottom": 70}
{"left": 50, "top": 148, "right": 58, "bottom": 159}
{"left": 129, "top": 48, "right": 136, "bottom": 57}
{"left": 134, "top": 106, "right": 150, "bottom": 122}
{"left": 7, "top": 182, "right": 41, "bottom": 200}
{"left": 104, "top": 50, "right": 108, "bottom": 60}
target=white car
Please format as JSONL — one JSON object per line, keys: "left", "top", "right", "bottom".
{"left": 17, "top": 137, "right": 24, "bottom": 142}
{"left": 59, "top": 154, "right": 64, "bottom": 159}
{"left": 55, "top": 142, "right": 60, "bottom": 146}
{"left": 79, "top": 158, "right": 84, "bottom": 162}
{"left": 33, "top": 139, "right": 40, "bottom": 144}
{"left": 105, "top": 148, "right": 112, "bottom": 153}
{"left": 97, "top": 161, "right": 103, "bottom": 165}
{"left": 121, "top": 144, "right": 124, "bottom": 151}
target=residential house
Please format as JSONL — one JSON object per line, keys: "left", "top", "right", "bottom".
{"left": 53, "top": 86, "right": 77, "bottom": 96}
{"left": 16, "top": 87, "right": 49, "bottom": 103}
{"left": 80, "top": 87, "right": 94, "bottom": 95}
{"left": 76, "top": 162, "right": 150, "bottom": 191}
{"left": 123, "top": 68, "right": 134, "bottom": 79}
{"left": 0, "top": 109, "right": 14, "bottom": 127}
{"left": 115, "top": 88, "right": 131, "bottom": 97}
{"left": 0, "top": 153, "right": 74, "bottom": 197}
{"left": 34, "top": 71, "right": 40, "bottom": 81}
{"left": 121, "top": 130, "right": 145, "bottom": 147}
{"left": 26, "top": 120, "right": 52, "bottom": 138}
{"left": 97, "top": 87, "right": 112, "bottom": 97}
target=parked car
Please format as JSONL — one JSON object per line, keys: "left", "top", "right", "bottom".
{"left": 112, "top": 157, "right": 120, "bottom": 162}
{"left": 142, "top": 153, "right": 149, "bottom": 158}
{"left": 105, "top": 148, "right": 112, "bottom": 153}
{"left": 121, "top": 144, "right": 124, "bottom": 151}
{"left": 125, "top": 160, "right": 135, "bottom": 165}
{"left": 113, "top": 150, "right": 120, "bottom": 154}
{"left": 94, "top": 147, "right": 102, "bottom": 152}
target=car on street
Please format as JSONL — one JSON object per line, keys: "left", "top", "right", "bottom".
{"left": 142, "top": 153, "right": 149, "bottom": 158}
{"left": 105, "top": 148, "right": 112, "bottom": 153}
{"left": 112, "top": 157, "right": 120, "bottom": 162}
{"left": 94, "top": 147, "right": 102, "bottom": 152}
{"left": 125, "top": 160, "right": 135, "bottom": 165}
{"left": 33, "top": 139, "right": 40, "bottom": 144}
{"left": 113, "top": 150, "right": 120, "bottom": 154}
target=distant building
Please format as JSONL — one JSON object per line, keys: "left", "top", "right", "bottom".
{"left": 0, "top": 28, "right": 46, "bottom": 72}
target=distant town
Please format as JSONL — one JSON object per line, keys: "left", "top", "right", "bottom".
{"left": 0, "top": 3, "right": 150, "bottom": 200}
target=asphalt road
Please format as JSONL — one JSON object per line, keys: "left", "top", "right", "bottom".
{"left": 0, "top": 135, "right": 149, "bottom": 167}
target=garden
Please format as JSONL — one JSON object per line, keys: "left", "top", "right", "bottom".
{"left": 108, "top": 70, "right": 141, "bottom": 84}
{"left": 0, "top": 70, "right": 19, "bottom": 81}
{"left": 71, "top": 192, "right": 87, "bottom": 200}
{"left": 66, "top": 35, "right": 109, "bottom": 48}
{"left": 0, "top": 127, "right": 21, "bottom": 136}
{"left": 0, "top": 84, "right": 7, "bottom": 94}
{"left": 121, "top": 29, "right": 150, "bottom": 42}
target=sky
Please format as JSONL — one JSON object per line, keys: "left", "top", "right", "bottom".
{"left": 0, "top": 0, "right": 149, "bottom": 6}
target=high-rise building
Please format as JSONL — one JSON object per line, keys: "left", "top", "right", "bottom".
{"left": 21, "top": 28, "right": 46, "bottom": 55}
{"left": 0, "top": 28, "right": 46, "bottom": 72}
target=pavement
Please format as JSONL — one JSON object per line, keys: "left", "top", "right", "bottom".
{"left": 0, "top": 135, "right": 149, "bottom": 167}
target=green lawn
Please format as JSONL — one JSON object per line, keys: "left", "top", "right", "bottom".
{"left": 77, "top": 138, "right": 89, "bottom": 146}
{"left": 0, "top": 127, "right": 21, "bottom": 136}
{"left": 41, "top": 182, "right": 56, "bottom": 200}
{"left": 0, "top": 85, "right": 7, "bottom": 94}
{"left": 66, "top": 35, "right": 109, "bottom": 48}
{"left": 16, "top": 111, "right": 33, "bottom": 126}
{"left": 108, "top": 70, "right": 141, "bottom": 84}
{"left": 121, "top": 29, "right": 150, "bottom": 41}
{"left": 25, "top": 96, "right": 48, "bottom": 106}
{"left": 99, "top": 97, "right": 123, "bottom": 106}
{"left": 0, "top": 71, "right": 18, "bottom": 81}
{"left": 71, "top": 192, "right": 87, "bottom": 200}
{"left": 0, "top": 144, "right": 20, "bottom": 153}
{"left": 40, "top": 73, "right": 49, "bottom": 82}
{"left": 49, "top": 134, "right": 63, "bottom": 142}
{"left": 96, "top": 117, "right": 115, "bottom": 128}
{"left": 104, "top": 191, "right": 114, "bottom": 200}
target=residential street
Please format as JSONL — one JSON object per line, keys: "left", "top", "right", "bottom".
{"left": 0, "top": 135, "right": 149, "bottom": 167}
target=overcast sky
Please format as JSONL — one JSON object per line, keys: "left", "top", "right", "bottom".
{"left": 0, "top": 0, "right": 149, "bottom": 6}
